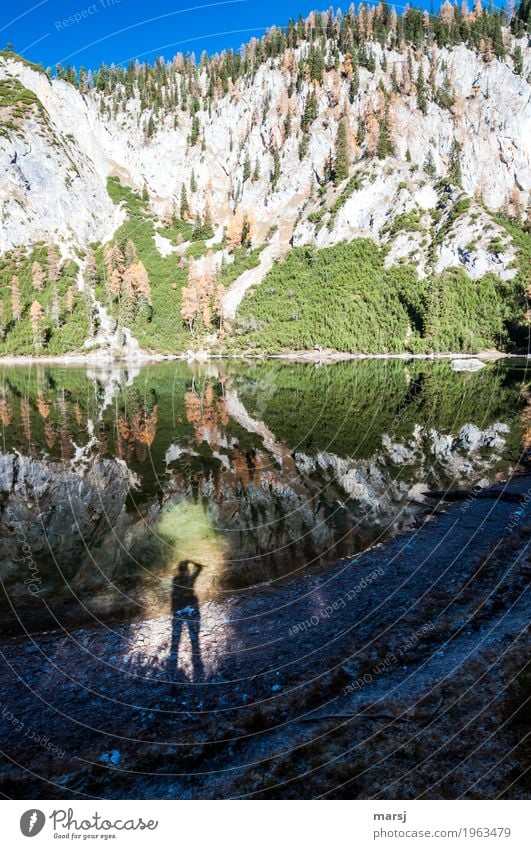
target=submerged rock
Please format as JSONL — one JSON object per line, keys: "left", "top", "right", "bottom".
{"left": 450, "top": 358, "right": 486, "bottom": 372}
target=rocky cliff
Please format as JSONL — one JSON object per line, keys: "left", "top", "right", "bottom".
{"left": 0, "top": 11, "right": 529, "bottom": 355}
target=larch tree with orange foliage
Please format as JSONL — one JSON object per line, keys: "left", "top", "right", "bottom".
{"left": 181, "top": 259, "right": 201, "bottom": 332}
{"left": 241, "top": 211, "right": 254, "bottom": 248}
{"left": 11, "top": 276, "right": 21, "bottom": 322}
{"left": 32, "top": 261, "right": 44, "bottom": 292}
{"left": 103, "top": 244, "right": 114, "bottom": 279}
{"left": 37, "top": 391, "right": 52, "bottom": 419}
{"left": 180, "top": 254, "right": 225, "bottom": 334}
{"left": 47, "top": 244, "right": 61, "bottom": 281}
{"left": 198, "top": 253, "right": 216, "bottom": 328}
{"left": 65, "top": 285, "right": 75, "bottom": 314}
{"left": 226, "top": 206, "right": 244, "bottom": 252}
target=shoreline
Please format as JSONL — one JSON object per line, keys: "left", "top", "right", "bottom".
{"left": 1, "top": 471, "right": 529, "bottom": 799}
{"left": 0, "top": 348, "right": 520, "bottom": 366}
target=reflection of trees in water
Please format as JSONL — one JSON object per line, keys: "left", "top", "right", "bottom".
{"left": 20, "top": 397, "right": 31, "bottom": 442}
{"left": 59, "top": 425, "right": 74, "bottom": 459}
{"left": 0, "top": 360, "right": 526, "bottom": 487}
{"left": 0, "top": 369, "right": 132, "bottom": 461}
{"left": 116, "top": 387, "right": 158, "bottom": 463}
{"left": 185, "top": 378, "right": 228, "bottom": 449}
{"left": 74, "top": 401, "right": 85, "bottom": 427}
{"left": 232, "top": 447, "right": 262, "bottom": 489}
{"left": 53, "top": 389, "right": 74, "bottom": 459}
{"left": 36, "top": 390, "right": 52, "bottom": 419}
{"left": 44, "top": 421, "right": 57, "bottom": 450}
{"left": 235, "top": 360, "right": 526, "bottom": 460}
{"left": 0, "top": 361, "right": 528, "bottom": 630}
{"left": 1, "top": 360, "right": 526, "bottom": 471}
{"left": 0, "top": 395, "right": 11, "bottom": 427}
{"left": 0, "top": 371, "right": 163, "bottom": 465}
{"left": 184, "top": 378, "right": 270, "bottom": 492}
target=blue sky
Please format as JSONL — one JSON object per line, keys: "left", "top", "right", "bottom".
{"left": 2, "top": 1, "right": 508, "bottom": 71}
{"left": 1, "top": 0, "right": 338, "bottom": 70}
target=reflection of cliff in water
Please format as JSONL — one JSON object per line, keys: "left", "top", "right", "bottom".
{"left": 0, "top": 359, "right": 526, "bottom": 633}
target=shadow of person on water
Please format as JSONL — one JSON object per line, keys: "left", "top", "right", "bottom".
{"left": 168, "top": 560, "right": 205, "bottom": 683}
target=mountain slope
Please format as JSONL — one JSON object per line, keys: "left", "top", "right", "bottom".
{"left": 0, "top": 7, "right": 529, "bottom": 357}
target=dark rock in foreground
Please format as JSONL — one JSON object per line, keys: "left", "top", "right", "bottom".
{"left": 0, "top": 474, "right": 529, "bottom": 799}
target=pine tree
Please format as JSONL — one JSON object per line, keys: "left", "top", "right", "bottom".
{"left": 241, "top": 212, "right": 254, "bottom": 248}
{"left": 376, "top": 104, "right": 394, "bottom": 160}
{"left": 180, "top": 184, "right": 189, "bottom": 219}
{"left": 190, "top": 170, "right": 197, "bottom": 193}
{"left": 513, "top": 45, "right": 523, "bottom": 75}
{"left": 436, "top": 74, "right": 455, "bottom": 109}
{"left": 119, "top": 259, "right": 152, "bottom": 322}
{"left": 181, "top": 283, "right": 198, "bottom": 332}
{"left": 214, "top": 283, "right": 225, "bottom": 329}
{"left": 391, "top": 64, "right": 399, "bottom": 93}
{"left": 299, "top": 134, "right": 309, "bottom": 161}
{"left": 492, "top": 16, "right": 505, "bottom": 58}
{"left": 333, "top": 119, "right": 349, "bottom": 184}
{"left": 513, "top": 0, "right": 530, "bottom": 34}
{"left": 192, "top": 213, "right": 203, "bottom": 239}
{"left": 125, "top": 239, "right": 138, "bottom": 266}
{"left": 423, "top": 149, "right": 437, "bottom": 177}
{"left": 198, "top": 254, "right": 215, "bottom": 328}
{"left": 108, "top": 268, "right": 121, "bottom": 297}
{"left": 449, "top": 140, "right": 462, "bottom": 186}
{"left": 103, "top": 243, "right": 114, "bottom": 279}
{"left": 112, "top": 243, "right": 125, "bottom": 276}
{"left": 349, "top": 67, "right": 360, "bottom": 102}
{"left": 119, "top": 274, "right": 135, "bottom": 327}
{"left": 302, "top": 87, "right": 318, "bottom": 131}
{"left": 417, "top": 64, "right": 428, "bottom": 114}
{"left": 131, "top": 260, "right": 151, "bottom": 304}
{"left": 271, "top": 148, "right": 281, "bottom": 188}
{"left": 190, "top": 115, "right": 200, "bottom": 145}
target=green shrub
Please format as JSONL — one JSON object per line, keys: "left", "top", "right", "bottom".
{"left": 385, "top": 210, "right": 423, "bottom": 236}
{"left": 233, "top": 238, "right": 524, "bottom": 355}
{"left": 219, "top": 246, "right": 265, "bottom": 287}
{"left": 94, "top": 179, "right": 189, "bottom": 353}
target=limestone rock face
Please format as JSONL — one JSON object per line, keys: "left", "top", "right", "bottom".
{"left": 0, "top": 62, "right": 124, "bottom": 255}
{"left": 0, "top": 38, "right": 528, "bottom": 257}
{"left": 0, "top": 453, "right": 130, "bottom": 578}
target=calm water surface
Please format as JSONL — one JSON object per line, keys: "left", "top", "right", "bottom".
{"left": 0, "top": 358, "right": 528, "bottom": 633}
